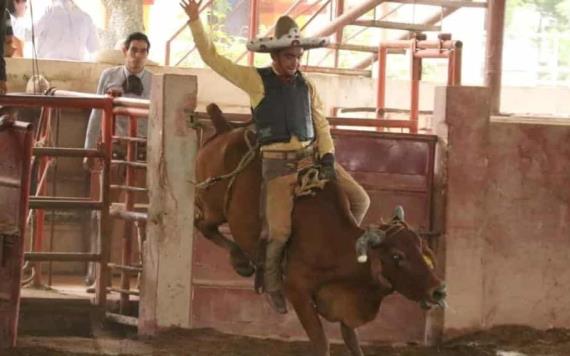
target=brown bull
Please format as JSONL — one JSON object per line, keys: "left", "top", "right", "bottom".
{"left": 194, "top": 104, "right": 447, "bottom": 356}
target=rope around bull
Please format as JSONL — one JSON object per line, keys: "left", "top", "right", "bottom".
{"left": 194, "top": 128, "right": 259, "bottom": 215}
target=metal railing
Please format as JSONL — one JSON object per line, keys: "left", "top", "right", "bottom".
{"left": 0, "top": 93, "right": 114, "bottom": 308}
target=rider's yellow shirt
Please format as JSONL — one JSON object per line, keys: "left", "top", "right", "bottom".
{"left": 189, "top": 19, "right": 335, "bottom": 157}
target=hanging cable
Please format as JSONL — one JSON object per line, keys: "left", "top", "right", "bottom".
{"left": 29, "top": 0, "right": 40, "bottom": 94}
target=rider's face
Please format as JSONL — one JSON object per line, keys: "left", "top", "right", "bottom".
{"left": 272, "top": 47, "right": 304, "bottom": 77}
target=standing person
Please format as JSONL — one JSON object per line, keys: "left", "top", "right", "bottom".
{"left": 7, "top": 0, "right": 29, "bottom": 57}
{"left": 0, "top": 0, "right": 8, "bottom": 94}
{"left": 180, "top": 0, "right": 370, "bottom": 314}
{"left": 35, "top": 0, "right": 99, "bottom": 61}
{"left": 83, "top": 32, "right": 152, "bottom": 289}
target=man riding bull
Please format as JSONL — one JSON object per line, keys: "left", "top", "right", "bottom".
{"left": 180, "top": 0, "right": 370, "bottom": 314}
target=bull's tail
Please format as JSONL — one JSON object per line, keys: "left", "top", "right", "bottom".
{"left": 207, "top": 103, "right": 233, "bottom": 134}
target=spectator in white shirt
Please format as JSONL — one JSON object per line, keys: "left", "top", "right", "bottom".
{"left": 84, "top": 32, "right": 152, "bottom": 153}
{"left": 35, "top": 0, "right": 99, "bottom": 61}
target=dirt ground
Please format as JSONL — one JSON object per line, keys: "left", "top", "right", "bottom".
{"left": 7, "top": 325, "right": 570, "bottom": 356}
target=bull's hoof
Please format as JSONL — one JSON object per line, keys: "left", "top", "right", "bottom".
{"left": 235, "top": 263, "right": 255, "bottom": 277}
{"left": 231, "top": 248, "right": 255, "bottom": 277}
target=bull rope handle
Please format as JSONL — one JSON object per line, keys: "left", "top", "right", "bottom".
{"left": 194, "top": 128, "right": 259, "bottom": 190}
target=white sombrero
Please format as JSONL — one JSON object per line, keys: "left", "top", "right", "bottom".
{"left": 247, "top": 16, "right": 329, "bottom": 53}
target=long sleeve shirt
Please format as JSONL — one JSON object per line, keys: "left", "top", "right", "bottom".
{"left": 0, "top": 0, "right": 6, "bottom": 81}
{"left": 84, "top": 66, "right": 152, "bottom": 149}
{"left": 189, "top": 19, "right": 334, "bottom": 156}
{"left": 35, "top": 0, "right": 99, "bottom": 61}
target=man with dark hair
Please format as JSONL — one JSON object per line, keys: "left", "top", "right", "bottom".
{"left": 83, "top": 31, "right": 152, "bottom": 290}
{"left": 180, "top": 0, "right": 370, "bottom": 314}
{"left": 84, "top": 31, "right": 152, "bottom": 154}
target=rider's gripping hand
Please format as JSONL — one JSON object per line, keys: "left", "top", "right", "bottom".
{"left": 319, "top": 153, "right": 337, "bottom": 181}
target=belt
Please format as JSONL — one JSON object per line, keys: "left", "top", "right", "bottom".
{"left": 261, "top": 145, "right": 315, "bottom": 160}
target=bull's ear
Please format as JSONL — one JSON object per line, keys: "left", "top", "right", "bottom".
{"left": 355, "top": 226, "right": 385, "bottom": 263}
{"left": 393, "top": 205, "right": 405, "bottom": 221}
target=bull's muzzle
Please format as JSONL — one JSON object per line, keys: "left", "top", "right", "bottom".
{"left": 420, "top": 284, "right": 447, "bottom": 310}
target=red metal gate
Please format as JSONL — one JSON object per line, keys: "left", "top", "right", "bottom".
{"left": 0, "top": 119, "right": 33, "bottom": 349}
{"left": 190, "top": 127, "right": 437, "bottom": 343}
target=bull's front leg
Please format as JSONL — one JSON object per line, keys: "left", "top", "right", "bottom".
{"left": 288, "top": 288, "right": 330, "bottom": 356}
{"left": 194, "top": 218, "right": 254, "bottom": 277}
{"left": 340, "top": 322, "right": 364, "bottom": 356}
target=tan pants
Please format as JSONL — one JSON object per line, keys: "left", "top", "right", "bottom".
{"left": 264, "top": 161, "right": 370, "bottom": 243}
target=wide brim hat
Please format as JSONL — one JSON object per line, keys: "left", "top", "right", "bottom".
{"left": 247, "top": 16, "right": 329, "bottom": 53}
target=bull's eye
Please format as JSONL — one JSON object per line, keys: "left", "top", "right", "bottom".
{"left": 392, "top": 253, "right": 404, "bottom": 267}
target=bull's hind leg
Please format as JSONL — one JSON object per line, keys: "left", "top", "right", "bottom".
{"left": 340, "top": 323, "right": 364, "bottom": 356}
{"left": 194, "top": 217, "right": 255, "bottom": 277}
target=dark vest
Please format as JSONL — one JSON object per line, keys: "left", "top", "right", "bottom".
{"left": 252, "top": 67, "right": 314, "bottom": 145}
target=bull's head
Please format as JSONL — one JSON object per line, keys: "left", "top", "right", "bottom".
{"left": 355, "top": 206, "right": 447, "bottom": 309}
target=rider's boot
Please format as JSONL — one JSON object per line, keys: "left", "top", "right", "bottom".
{"left": 264, "top": 239, "right": 288, "bottom": 314}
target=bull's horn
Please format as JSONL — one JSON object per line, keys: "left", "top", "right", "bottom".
{"left": 355, "top": 226, "right": 386, "bottom": 263}
{"left": 394, "top": 205, "right": 405, "bottom": 221}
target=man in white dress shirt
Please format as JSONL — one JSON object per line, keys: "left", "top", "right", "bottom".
{"left": 84, "top": 32, "right": 152, "bottom": 154}
{"left": 83, "top": 32, "right": 152, "bottom": 289}
{"left": 35, "top": 0, "right": 99, "bottom": 61}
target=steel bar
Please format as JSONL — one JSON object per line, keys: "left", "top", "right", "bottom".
{"left": 24, "top": 252, "right": 100, "bottom": 262}
{"left": 110, "top": 210, "right": 148, "bottom": 222}
{"left": 111, "top": 202, "right": 149, "bottom": 211}
{"left": 247, "top": 0, "right": 260, "bottom": 65}
{"left": 328, "top": 117, "right": 415, "bottom": 128}
{"left": 326, "top": 43, "right": 405, "bottom": 54}
{"left": 33, "top": 147, "right": 104, "bottom": 158}
{"left": 0, "top": 176, "right": 20, "bottom": 188}
{"left": 354, "top": 7, "right": 460, "bottom": 70}
{"left": 108, "top": 263, "right": 142, "bottom": 273}
{"left": 381, "top": 39, "right": 461, "bottom": 50}
{"left": 105, "top": 312, "right": 138, "bottom": 327}
{"left": 95, "top": 101, "right": 114, "bottom": 307}
{"left": 113, "top": 97, "right": 150, "bottom": 109}
{"left": 0, "top": 94, "right": 110, "bottom": 109}
{"left": 376, "top": 47, "right": 387, "bottom": 118}
{"left": 112, "top": 136, "right": 147, "bottom": 143}
{"left": 120, "top": 116, "right": 138, "bottom": 312}
{"left": 111, "top": 160, "right": 147, "bottom": 169}
{"left": 338, "top": 107, "right": 433, "bottom": 114}
{"left": 113, "top": 107, "right": 149, "bottom": 118}
{"left": 485, "top": 0, "right": 506, "bottom": 114}
{"left": 388, "top": 0, "right": 487, "bottom": 7}
{"left": 311, "top": 0, "right": 385, "bottom": 37}
{"left": 107, "top": 287, "right": 140, "bottom": 296}
{"left": 29, "top": 198, "right": 103, "bottom": 210}
{"left": 334, "top": 0, "right": 345, "bottom": 68}
{"left": 110, "top": 185, "right": 148, "bottom": 193}
{"left": 352, "top": 20, "right": 440, "bottom": 32}
{"left": 302, "top": 65, "right": 371, "bottom": 77}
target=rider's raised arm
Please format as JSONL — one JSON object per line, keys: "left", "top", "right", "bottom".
{"left": 187, "top": 15, "right": 263, "bottom": 103}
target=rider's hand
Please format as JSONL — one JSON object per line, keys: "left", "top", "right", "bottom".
{"left": 179, "top": 0, "right": 201, "bottom": 22}
{"left": 319, "top": 153, "right": 337, "bottom": 181}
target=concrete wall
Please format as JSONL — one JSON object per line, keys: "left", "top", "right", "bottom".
{"left": 8, "top": 58, "right": 570, "bottom": 117}
{"left": 434, "top": 86, "right": 570, "bottom": 336}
